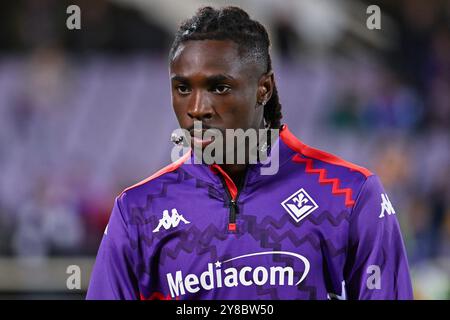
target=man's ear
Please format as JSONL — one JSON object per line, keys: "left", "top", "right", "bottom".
{"left": 257, "top": 70, "right": 274, "bottom": 105}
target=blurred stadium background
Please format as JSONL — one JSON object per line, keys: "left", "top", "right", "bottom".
{"left": 0, "top": 0, "right": 448, "bottom": 299}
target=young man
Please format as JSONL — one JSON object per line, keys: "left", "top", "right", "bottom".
{"left": 87, "top": 6, "right": 413, "bottom": 300}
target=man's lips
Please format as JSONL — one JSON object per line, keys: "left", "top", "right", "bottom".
{"left": 189, "top": 128, "right": 207, "bottom": 136}
{"left": 189, "top": 128, "right": 218, "bottom": 148}
{"left": 191, "top": 136, "right": 214, "bottom": 148}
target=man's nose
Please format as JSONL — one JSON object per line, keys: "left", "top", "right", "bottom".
{"left": 187, "top": 90, "right": 213, "bottom": 121}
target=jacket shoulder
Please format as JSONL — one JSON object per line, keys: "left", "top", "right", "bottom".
{"left": 118, "top": 151, "right": 191, "bottom": 204}
{"left": 280, "top": 125, "right": 374, "bottom": 207}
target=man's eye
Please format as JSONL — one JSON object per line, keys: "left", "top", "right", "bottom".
{"left": 213, "top": 85, "right": 231, "bottom": 94}
{"left": 176, "top": 85, "right": 191, "bottom": 95}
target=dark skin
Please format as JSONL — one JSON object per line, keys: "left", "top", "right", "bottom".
{"left": 169, "top": 39, "right": 274, "bottom": 188}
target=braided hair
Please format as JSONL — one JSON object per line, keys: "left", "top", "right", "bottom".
{"left": 169, "top": 6, "right": 282, "bottom": 129}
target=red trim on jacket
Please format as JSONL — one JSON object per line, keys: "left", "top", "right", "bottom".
{"left": 210, "top": 164, "right": 238, "bottom": 200}
{"left": 120, "top": 150, "right": 191, "bottom": 196}
{"left": 280, "top": 124, "right": 372, "bottom": 208}
{"left": 279, "top": 125, "right": 372, "bottom": 177}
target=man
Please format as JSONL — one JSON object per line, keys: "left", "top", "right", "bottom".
{"left": 87, "top": 6, "right": 413, "bottom": 300}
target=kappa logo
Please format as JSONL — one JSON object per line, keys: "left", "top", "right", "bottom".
{"left": 281, "top": 188, "right": 319, "bottom": 223}
{"left": 153, "top": 208, "right": 190, "bottom": 233}
{"left": 379, "top": 193, "right": 395, "bottom": 218}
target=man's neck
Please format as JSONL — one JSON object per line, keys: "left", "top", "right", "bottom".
{"left": 219, "top": 163, "right": 248, "bottom": 190}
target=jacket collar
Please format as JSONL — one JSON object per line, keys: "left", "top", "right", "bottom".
{"left": 179, "top": 124, "right": 297, "bottom": 186}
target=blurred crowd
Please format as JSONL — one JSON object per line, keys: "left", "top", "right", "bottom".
{"left": 0, "top": 0, "right": 449, "bottom": 298}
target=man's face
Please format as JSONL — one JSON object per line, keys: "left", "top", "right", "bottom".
{"left": 169, "top": 40, "right": 266, "bottom": 151}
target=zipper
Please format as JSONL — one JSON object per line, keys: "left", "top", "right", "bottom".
{"left": 216, "top": 168, "right": 248, "bottom": 233}
{"left": 228, "top": 199, "right": 238, "bottom": 232}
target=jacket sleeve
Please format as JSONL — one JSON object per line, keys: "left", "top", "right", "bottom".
{"left": 344, "top": 175, "right": 413, "bottom": 300}
{"left": 86, "top": 193, "right": 139, "bottom": 300}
